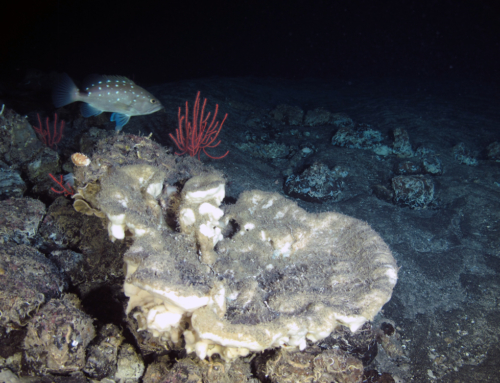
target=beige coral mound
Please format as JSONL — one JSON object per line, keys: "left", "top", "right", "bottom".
{"left": 69, "top": 137, "right": 397, "bottom": 361}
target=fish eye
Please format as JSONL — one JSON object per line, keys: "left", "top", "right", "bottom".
{"left": 150, "top": 99, "right": 157, "bottom": 104}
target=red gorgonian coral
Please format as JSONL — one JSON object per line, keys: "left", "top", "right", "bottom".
{"left": 34, "top": 113, "right": 65, "bottom": 150}
{"left": 169, "top": 91, "right": 229, "bottom": 160}
{"left": 48, "top": 173, "right": 74, "bottom": 196}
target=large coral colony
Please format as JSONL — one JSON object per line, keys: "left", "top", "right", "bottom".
{"left": 71, "top": 134, "right": 398, "bottom": 361}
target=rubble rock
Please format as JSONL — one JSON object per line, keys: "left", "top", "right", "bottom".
{"left": 23, "top": 294, "right": 95, "bottom": 374}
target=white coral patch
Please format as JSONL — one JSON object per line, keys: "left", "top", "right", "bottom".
{"left": 147, "top": 308, "right": 182, "bottom": 332}
{"left": 199, "top": 224, "right": 223, "bottom": 245}
{"left": 146, "top": 182, "right": 163, "bottom": 198}
{"left": 108, "top": 213, "right": 126, "bottom": 239}
{"left": 109, "top": 224, "right": 125, "bottom": 240}
{"left": 179, "top": 208, "right": 196, "bottom": 226}
{"left": 199, "top": 203, "right": 223, "bottom": 220}
{"left": 244, "top": 223, "right": 255, "bottom": 231}
{"left": 186, "top": 184, "right": 225, "bottom": 205}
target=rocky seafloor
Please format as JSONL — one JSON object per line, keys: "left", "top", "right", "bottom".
{"left": 1, "top": 74, "right": 499, "bottom": 382}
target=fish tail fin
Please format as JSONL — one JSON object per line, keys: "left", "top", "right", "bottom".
{"left": 53, "top": 73, "right": 79, "bottom": 107}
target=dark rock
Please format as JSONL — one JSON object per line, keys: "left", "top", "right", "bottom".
{"left": 84, "top": 324, "right": 124, "bottom": 379}
{"left": 269, "top": 104, "right": 304, "bottom": 126}
{"left": 394, "top": 161, "right": 422, "bottom": 175}
{"left": 284, "top": 162, "right": 347, "bottom": 202}
{"left": 0, "top": 197, "right": 45, "bottom": 245}
{"left": 486, "top": 141, "right": 500, "bottom": 160}
{"left": 23, "top": 294, "right": 95, "bottom": 374}
{"left": 0, "top": 167, "right": 26, "bottom": 199}
{"left": 0, "top": 244, "right": 65, "bottom": 327}
{"left": 391, "top": 175, "right": 435, "bottom": 209}
{"left": 392, "top": 128, "right": 414, "bottom": 158}
{"left": 0, "top": 107, "right": 45, "bottom": 168}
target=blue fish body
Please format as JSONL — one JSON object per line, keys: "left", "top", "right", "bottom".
{"left": 53, "top": 73, "right": 163, "bottom": 130}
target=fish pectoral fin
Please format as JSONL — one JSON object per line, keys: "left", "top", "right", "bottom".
{"left": 110, "top": 113, "right": 131, "bottom": 131}
{"left": 81, "top": 103, "right": 103, "bottom": 117}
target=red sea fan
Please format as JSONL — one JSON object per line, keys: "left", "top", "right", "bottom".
{"left": 169, "top": 91, "right": 229, "bottom": 160}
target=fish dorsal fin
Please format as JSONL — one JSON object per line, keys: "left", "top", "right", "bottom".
{"left": 82, "top": 75, "right": 134, "bottom": 90}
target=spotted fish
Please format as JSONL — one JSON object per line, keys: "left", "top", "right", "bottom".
{"left": 53, "top": 73, "right": 163, "bottom": 130}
